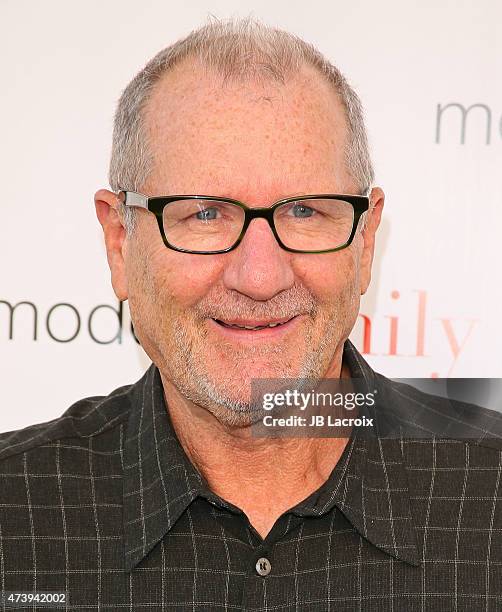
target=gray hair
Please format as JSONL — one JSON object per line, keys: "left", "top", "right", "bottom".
{"left": 109, "top": 17, "right": 375, "bottom": 233}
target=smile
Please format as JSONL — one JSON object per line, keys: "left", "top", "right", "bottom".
{"left": 213, "top": 316, "right": 295, "bottom": 330}
{"left": 209, "top": 315, "right": 302, "bottom": 339}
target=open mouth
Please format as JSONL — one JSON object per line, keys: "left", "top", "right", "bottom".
{"left": 212, "top": 316, "right": 296, "bottom": 331}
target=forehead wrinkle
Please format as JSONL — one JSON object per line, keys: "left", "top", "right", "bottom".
{"left": 143, "top": 62, "right": 351, "bottom": 198}
{"left": 210, "top": 179, "right": 320, "bottom": 205}
{"left": 146, "top": 60, "right": 343, "bottom": 148}
{"left": 162, "top": 171, "right": 332, "bottom": 205}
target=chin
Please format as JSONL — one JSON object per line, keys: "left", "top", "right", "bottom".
{"left": 216, "top": 357, "right": 301, "bottom": 381}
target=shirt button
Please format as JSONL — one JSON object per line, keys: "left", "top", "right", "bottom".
{"left": 255, "top": 557, "right": 272, "bottom": 576}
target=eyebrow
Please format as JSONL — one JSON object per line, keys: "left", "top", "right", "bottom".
{"left": 203, "top": 174, "right": 314, "bottom": 202}
{"left": 207, "top": 190, "right": 314, "bottom": 202}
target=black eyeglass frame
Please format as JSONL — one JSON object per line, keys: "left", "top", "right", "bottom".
{"left": 117, "top": 190, "right": 370, "bottom": 254}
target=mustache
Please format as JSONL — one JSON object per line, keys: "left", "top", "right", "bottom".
{"left": 194, "top": 283, "right": 318, "bottom": 320}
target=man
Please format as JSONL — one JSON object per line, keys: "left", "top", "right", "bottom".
{"left": 1, "top": 18, "right": 501, "bottom": 611}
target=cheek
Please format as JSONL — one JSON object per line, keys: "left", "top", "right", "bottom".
{"left": 125, "top": 216, "right": 222, "bottom": 308}
{"left": 143, "top": 247, "right": 225, "bottom": 308}
{"left": 292, "top": 245, "right": 361, "bottom": 302}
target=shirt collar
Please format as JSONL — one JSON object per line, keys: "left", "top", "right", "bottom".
{"left": 289, "top": 339, "right": 421, "bottom": 566}
{"left": 123, "top": 364, "right": 207, "bottom": 569}
{"left": 122, "top": 339, "right": 421, "bottom": 570}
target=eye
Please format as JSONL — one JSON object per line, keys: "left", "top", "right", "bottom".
{"left": 289, "top": 203, "right": 315, "bottom": 218}
{"left": 195, "top": 207, "right": 219, "bottom": 221}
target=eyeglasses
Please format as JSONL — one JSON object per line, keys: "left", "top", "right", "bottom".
{"left": 118, "top": 190, "right": 370, "bottom": 255}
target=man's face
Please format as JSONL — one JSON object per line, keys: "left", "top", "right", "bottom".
{"left": 99, "top": 62, "right": 383, "bottom": 426}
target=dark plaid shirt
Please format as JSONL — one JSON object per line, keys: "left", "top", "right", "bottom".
{"left": 1, "top": 340, "right": 501, "bottom": 611}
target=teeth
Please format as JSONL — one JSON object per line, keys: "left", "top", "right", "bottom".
{"left": 225, "top": 321, "right": 285, "bottom": 330}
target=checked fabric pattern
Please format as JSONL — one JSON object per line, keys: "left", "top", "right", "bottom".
{"left": 0, "top": 340, "right": 501, "bottom": 611}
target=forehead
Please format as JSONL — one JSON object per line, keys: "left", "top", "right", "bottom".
{"left": 143, "top": 60, "right": 352, "bottom": 197}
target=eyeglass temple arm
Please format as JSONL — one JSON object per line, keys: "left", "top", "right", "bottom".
{"left": 118, "top": 191, "right": 149, "bottom": 209}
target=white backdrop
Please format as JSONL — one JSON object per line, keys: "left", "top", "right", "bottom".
{"left": 1, "top": 0, "right": 501, "bottom": 432}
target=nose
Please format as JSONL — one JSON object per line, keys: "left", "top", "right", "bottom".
{"left": 222, "top": 217, "right": 295, "bottom": 301}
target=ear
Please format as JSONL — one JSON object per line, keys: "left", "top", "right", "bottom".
{"left": 94, "top": 189, "right": 129, "bottom": 301}
{"left": 359, "top": 186, "right": 385, "bottom": 295}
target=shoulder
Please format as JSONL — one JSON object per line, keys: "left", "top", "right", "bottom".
{"left": 0, "top": 378, "right": 144, "bottom": 549}
{"left": 374, "top": 373, "right": 502, "bottom": 452}
{"left": 0, "top": 381, "right": 135, "bottom": 464}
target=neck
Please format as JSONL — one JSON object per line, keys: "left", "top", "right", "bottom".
{"left": 159, "top": 354, "right": 352, "bottom": 529}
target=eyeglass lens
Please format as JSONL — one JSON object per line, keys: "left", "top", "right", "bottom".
{"left": 162, "top": 198, "right": 355, "bottom": 252}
